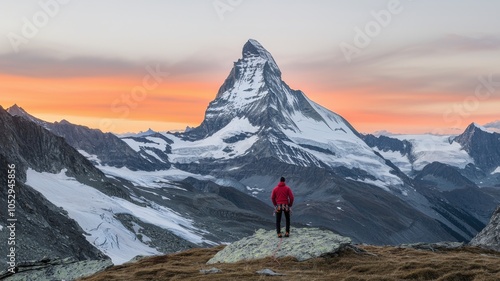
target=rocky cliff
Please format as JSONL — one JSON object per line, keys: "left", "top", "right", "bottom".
{"left": 470, "top": 206, "right": 500, "bottom": 251}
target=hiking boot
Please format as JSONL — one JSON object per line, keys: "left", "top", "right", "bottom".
{"left": 284, "top": 232, "right": 289, "bottom": 237}
{"left": 277, "top": 233, "right": 282, "bottom": 238}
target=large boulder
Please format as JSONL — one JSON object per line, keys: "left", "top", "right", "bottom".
{"left": 207, "top": 227, "right": 351, "bottom": 264}
{"left": 470, "top": 206, "right": 500, "bottom": 251}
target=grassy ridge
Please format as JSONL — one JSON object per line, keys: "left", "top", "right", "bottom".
{"left": 80, "top": 245, "right": 500, "bottom": 280}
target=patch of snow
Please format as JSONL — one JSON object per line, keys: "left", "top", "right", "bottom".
{"left": 26, "top": 169, "right": 214, "bottom": 264}
{"left": 492, "top": 167, "right": 500, "bottom": 174}
{"left": 121, "top": 138, "right": 141, "bottom": 152}
{"left": 97, "top": 165, "right": 212, "bottom": 189}
{"left": 144, "top": 137, "right": 169, "bottom": 151}
{"left": 168, "top": 117, "right": 259, "bottom": 163}
{"left": 392, "top": 134, "right": 474, "bottom": 171}
{"left": 373, "top": 147, "right": 413, "bottom": 174}
{"left": 142, "top": 149, "right": 166, "bottom": 163}
{"left": 139, "top": 189, "right": 159, "bottom": 196}
{"left": 78, "top": 150, "right": 102, "bottom": 165}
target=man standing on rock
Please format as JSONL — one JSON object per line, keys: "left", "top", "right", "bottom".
{"left": 271, "top": 177, "right": 294, "bottom": 238}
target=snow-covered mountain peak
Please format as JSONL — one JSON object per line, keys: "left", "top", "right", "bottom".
{"left": 169, "top": 39, "right": 405, "bottom": 189}
{"left": 241, "top": 39, "right": 281, "bottom": 76}
{"left": 455, "top": 123, "right": 495, "bottom": 147}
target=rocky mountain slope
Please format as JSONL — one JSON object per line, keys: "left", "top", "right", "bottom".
{"left": 0, "top": 105, "right": 275, "bottom": 270}
{"left": 454, "top": 123, "right": 500, "bottom": 173}
{"left": 7, "top": 104, "right": 169, "bottom": 171}
{"left": 470, "top": 206, "right": 500, "bottom": 251}
{"left": 0, "top": 106, "right": 110, "bottom": 267}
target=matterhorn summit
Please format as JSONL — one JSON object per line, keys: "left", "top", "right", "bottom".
{"left": 172, "top": 39, "right": 403, "bottom": 188}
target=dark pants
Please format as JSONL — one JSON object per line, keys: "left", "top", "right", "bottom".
{"left": 276, "top": 205, "right": 290, "bottom": 234}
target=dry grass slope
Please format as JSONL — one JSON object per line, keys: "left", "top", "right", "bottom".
{"left": 80, "top": 245, "right": 500, "bottom": 281}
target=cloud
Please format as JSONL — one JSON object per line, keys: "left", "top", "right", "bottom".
{"left": 280, "top": 33, "right": 500, "bottom": 100}
{"left": 0, "top": 50, "right": 151, "bottom": 78}
{"left": 0, "top": 49, "right": 227, "bottom": 79}
{"left": 484, "top": 120, "right": 500, "bottom": 133}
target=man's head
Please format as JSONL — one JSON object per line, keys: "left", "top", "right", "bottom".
{"left": 280, "top": 176, "right": 285, "bottom": 182}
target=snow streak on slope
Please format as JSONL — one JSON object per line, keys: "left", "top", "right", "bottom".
{"left": 122, "top": 136, "right": 169, "bottom": 153}
{"left": 492, "top": 167, "right": 500, "bottom": 174}
{"left": 98, "top": 165, "right": 212, "bottom": 189}
{"left": 26, "top": 169, "right": 213, "bottom": 264}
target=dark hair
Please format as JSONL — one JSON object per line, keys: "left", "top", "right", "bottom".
{"left": 280, "top": 177, "right": 285, "bottom": 182}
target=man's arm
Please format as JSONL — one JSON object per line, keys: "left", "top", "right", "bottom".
{"left": 288, "top": 187, "right": 294, "bottom": 207}
{"left": 271, "top": 188, "right": 277, "bottom": 206}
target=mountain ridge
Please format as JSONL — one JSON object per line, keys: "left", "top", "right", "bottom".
{"left": 7, "top": 104, "right": 170, "bottom": 171}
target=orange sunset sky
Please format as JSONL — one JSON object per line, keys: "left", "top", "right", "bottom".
{"left": 1, "top": 1, "right": 499, "bottom": 134}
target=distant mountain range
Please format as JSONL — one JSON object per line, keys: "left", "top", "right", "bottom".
{"left": 1, "top": 39, "right": 499, "bottom": 271}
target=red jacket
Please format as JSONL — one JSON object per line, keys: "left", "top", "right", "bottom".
{"left": 271, "top": 182, "right": 294, "bottom": 207}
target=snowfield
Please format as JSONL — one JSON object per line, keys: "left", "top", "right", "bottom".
{"left": 26, "top": 169, "right": 214, "bottom": 264}
{"left": 98, "top": 165, "right": 213, "bottom": 189}
{"left": 388, "top": 134, "right": 474, "bottom": 172}
{"left": 167, "top": 117, "right": 260, "bottom": 163}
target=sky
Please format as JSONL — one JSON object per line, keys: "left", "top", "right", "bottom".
{"left": 0, "top": 0, "right": 499, "bottom": 134}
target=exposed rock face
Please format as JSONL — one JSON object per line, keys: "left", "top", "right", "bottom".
{"left": 454, "top": 123, "right": 500, "bottom": 172}
{"left": 207, "top": 228, "right": 351, "bottom": 264}
{"left": 470, "top": 206, "right": 500, "bottom": 251}
{"left": 0, "top": 105, "right": 277, "bottom": 267}
{"left": 7, "top": 104, "right": 169, "bottom": 171}
{"left": 415, "top": 162, "right": 477, "bottom": 190}
{"left": 0, "top": 257, "right": 112, "bottom": 281}
{"left": 362, "top": 134, "right": 413, "bottom": 157}
{"left": 0, "top": 107, "right": 112, "bottom": 265}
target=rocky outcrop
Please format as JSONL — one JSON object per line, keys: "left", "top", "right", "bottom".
{"left": 362, "top": 134, "right": 413, "bottom": 157}
{"left": 0, "top": 257, "right": 112, "bottom": 281}
{"left": 398, "top": 241, "right": 464, "bottom": 251}
{"left": 207, "top": 228, "right": 351, "bottom": 264}
{"left": 470, "top": 206, "right": 500, "bottom": 251}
